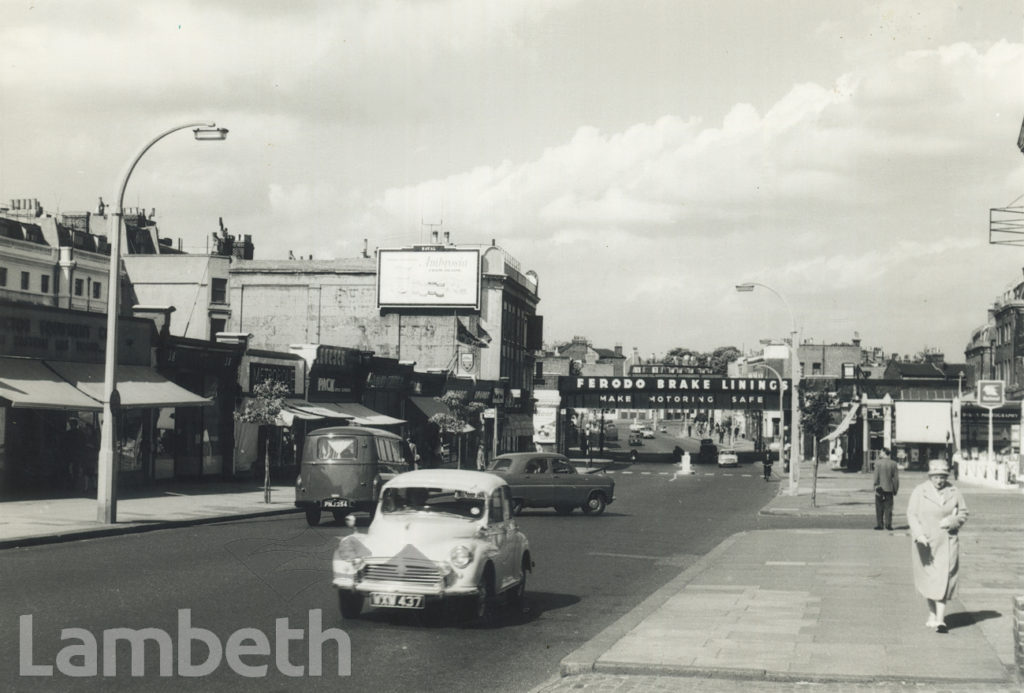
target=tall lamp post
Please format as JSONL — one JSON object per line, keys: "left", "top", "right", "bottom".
{"left": 736, "top": 282, "right": 800, "bottom": 496}
{"left": 751, "top": 362, "right": 785, "bottom": 479}
{"left": 97, "top": 122, "right": 228, "bottom": 523}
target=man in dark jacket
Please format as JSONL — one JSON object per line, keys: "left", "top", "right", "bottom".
{"left": 872, "top": 448, "right": 900, "bottom": 531}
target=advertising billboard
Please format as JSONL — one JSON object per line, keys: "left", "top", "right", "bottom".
{"left": 377, "top": 248, "right": 481, "bottom": 309}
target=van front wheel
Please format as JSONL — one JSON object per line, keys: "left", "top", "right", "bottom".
{"left": 305, "top": 507, "right": 321, "bottom": 526}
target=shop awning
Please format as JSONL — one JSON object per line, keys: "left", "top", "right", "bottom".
{"left": 281, "top": 400, "right": 404, "bottom": 426}
{"left": 0, "top": 356, "right": 102, "bottom": 411}
{"left": 821, "top": 403, "right": 859, "bottom": 442}
{"left": 45, "top": 361, "right": 211, "bottom": 409}
{"left": 409, "top": 395, "right": 451, "bottom": 419}
{"left": 329, "top": 402, "right": 404, "bottom": 427}
{"left": 282, "top": 400, "right": 356, "bottom": 421}
{"left": 408, "top": 396, "right": 473, "bottom": 432}
{"left": 894, "top": 401, "right": 953, "bottom": 444}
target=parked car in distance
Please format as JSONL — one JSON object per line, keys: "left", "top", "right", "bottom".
{"left": 641, "top": 428, "right": 655, "bottom": 439}
{"left": 628, "top": 432, "right": 643, "bottom": 446}
{"left": 698, "top": 438, "right": 718, "bottom": 464}
{"left": 659, "top": 425, "right": 667, "bottom": 433}
{"left": 331, "top": 469, "right": 531, "bottom": 624}
{"left": 488, "top": 452, "right": 615, "bottom": 515}
{"left": 629, "top": 422, "right": 643, "bottom": 432}
{"left": 717, "top": 448, "right": 739, "bottom": 468}
{"left": 295, "top": 425, "right": 412, "bottom": 526}
{"left": 603, "top": 422, "right": 619, "bottom": 441}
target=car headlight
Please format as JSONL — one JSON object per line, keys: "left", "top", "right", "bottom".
{"left": 450, "top": 545, "right": 473, "bottom": 569}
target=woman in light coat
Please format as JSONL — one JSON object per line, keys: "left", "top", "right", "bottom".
{"left": 906, "top": 458, "right": 968, "bottom": 633}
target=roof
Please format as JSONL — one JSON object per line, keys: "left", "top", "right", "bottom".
{"left": 306, "top": 425, "right": 401, "bottom": 439}
{"left": 382, "top": 469, "right": 506, "bottom": 494}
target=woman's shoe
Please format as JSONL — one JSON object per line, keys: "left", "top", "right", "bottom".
{"left": 935, "top": 623, "right": 948, "bottom": 634}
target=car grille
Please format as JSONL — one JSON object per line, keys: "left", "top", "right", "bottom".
{"left": 361, "top": 560, "right": 442, "bottom": 585}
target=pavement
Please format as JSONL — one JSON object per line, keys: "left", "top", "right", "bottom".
{"left": 0, "top": 481, "right": 301, "bottom": 548}
{"left": 2, "top": 460, "right": 1023, "bottom": 692}
{"left": 535, "top": 461, "right": 1024, "bottom": 693}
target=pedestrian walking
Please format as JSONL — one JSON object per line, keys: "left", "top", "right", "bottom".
{"left": 907, "top": 459, "right": 968, "bottom": 634}
{"left": 872, "top": 447, "right": 900, "bottom": 530}
{"left": 762, "top": 455, "right": 773, "bottom": 481}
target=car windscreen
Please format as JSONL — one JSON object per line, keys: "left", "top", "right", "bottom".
{"left": 304, "top": 436, "right": 359, "bottom": 462}
{"left": 381, "top": 487, "right": 485, "bottom": 519}
{"left": 489, "top": 458, "right": 514, "bottom": 471}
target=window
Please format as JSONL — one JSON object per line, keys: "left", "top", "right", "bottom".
{"left": 74, "top": 278, "right": 84, "bottom": 296}
{"left": 812, "top": 362, "right": 822, "bottom": 375}
{"left": 92, "top": 281, "right": 101, "bottom": 299}
{"left": 211, "top": 277, "right": 227, "bottom": 303}
{"left": 0, "top": 267, "right": 6, "bottom": 286}
{"left": 524, "top": 458, "right": 548, "bottom": 474}
{"left": 210, "top": 318, "right": 226, "bottom": 340}
{"left": 20, "top": 272, "right": 29, "bottom": 290}
{"left": 40, "top": 275, "right": 49, "bottom": 293}
{"left": 551, "top": 459, "right": 575, "bottom": 475}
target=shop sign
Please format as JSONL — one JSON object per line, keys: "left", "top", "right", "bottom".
{"left": 0, "top": 304, "right": 150, "bottom": 364}
{"left": 977, "top": 380, "right": 1005, "bottom": 408}
{"left": 162, "top": 344, "right": 241, "bottom": 372}
{"left": 560, "top": 376, "right": 789, "bottom": 409}
{"left": 961, "top": 404, "right": 1019, "bottom": 423}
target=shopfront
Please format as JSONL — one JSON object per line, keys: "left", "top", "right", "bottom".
{"left": 156, "top": 337, "right": 244, "bottom": 480}
{"left": 233, "top": 349, "right": 305, "bottom": 479}
{"left": 0, "top": 302, "right": 209, "bottom": 497}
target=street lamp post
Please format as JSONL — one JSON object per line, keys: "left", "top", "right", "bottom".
{"left": 736, "top": 282, "right": 801, "bottom": 496}
{"left": 752, "top": 362, "right": 785, "bottom": 480}
{"left": 97, "top": 122, "right": 228, "bottom": 523}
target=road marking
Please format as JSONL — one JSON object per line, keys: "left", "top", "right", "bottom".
{"left": 766, "top": 561, "right": 870, "bottom": 567}
{"left": 640, "top": 471, "right": 651, "bottom": 475}
{"left": 590, "top": 551, "right": 666, "bottom": 560}
{"left": 621, "top": 471, "right": 633, "bottom": 475}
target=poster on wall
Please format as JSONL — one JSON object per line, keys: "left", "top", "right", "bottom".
{"left": 377, "top": 248, "right": 481, "bottom": 309}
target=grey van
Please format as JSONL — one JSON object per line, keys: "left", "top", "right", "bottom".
{"left": 294, "top": 426, "right": 412, "bottom": 526}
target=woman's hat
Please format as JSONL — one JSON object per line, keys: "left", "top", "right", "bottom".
{"left": 927, "top": 459, "right": 950, "bottom": 476}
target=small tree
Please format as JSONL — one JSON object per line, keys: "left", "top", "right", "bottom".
{"left": 430, "top": 391, "right": 486, "bottom": 468}
{"left": 801, "top": 389, "right": 833, "bottom": 507}
{"left": 234, "top": 379, "right": 289, "bottom": 503}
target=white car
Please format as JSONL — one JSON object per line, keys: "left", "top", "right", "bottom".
{"left": 641, "top": 428, "right": 655, "bottom": 439}
{"left": 332, "top": 469, "right": 532, "bottom": 624}
{"left": 718, "top": 449, "right": 739, "bottom": 467}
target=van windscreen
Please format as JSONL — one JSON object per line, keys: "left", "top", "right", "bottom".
{"left": 311, "top": 437, "right": 358, "bottom": 461}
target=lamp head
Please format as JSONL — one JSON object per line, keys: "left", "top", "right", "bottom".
{"left": 193, "top": 127, "right": 229, "bottom": 141}
{"left": 735, "top": 283, "right": 755, "bottom": 292}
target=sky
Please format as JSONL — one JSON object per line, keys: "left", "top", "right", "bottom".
{"left": 2, "top": 0, "right": 1023, "bottom": 363}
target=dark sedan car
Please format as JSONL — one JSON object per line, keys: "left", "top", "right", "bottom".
{"left": 698, "top": 438, "right": 718, "bottom": 464}
{"left": 487, "top": 452, "right": 615, "bottom": 516}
